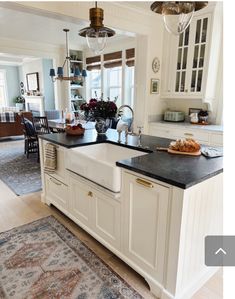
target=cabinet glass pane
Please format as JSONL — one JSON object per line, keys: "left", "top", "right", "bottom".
{"left": 199, "top": 44, "right": 205, "bottom": 68}
{"left": 193, "top": 45, "right": 199, "bottom": 68}
{"left": 175, "top": 72, "right": 180, "bottom": 92}
{"left": 182, "top": 47, "right": 188, "bottom": 69}
{"left": 177, "top": 48, "right": 182, "bottom": 70}
{"left": 179, "top": 33, "right": 183, "bottom": 47}
{"left": 201, "top": 18, "right": 208, "bottom": 43}
{"left": 195, "top": 19, "right": 201, "bottom": 44}
{"left": 184, "top": 26, "right": 190, "bottom": 46}
{"left": 181, "top": 71, "right": 186, "bottom": 92}
{"left": 197, "top": 70, "right": 203, "bottom": 91}
{"left": 191, "top": 70, "right": 196, "bottom": 92}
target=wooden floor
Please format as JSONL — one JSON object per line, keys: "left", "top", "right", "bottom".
{"left": 0, "top": 140, "right": 223, "bottom": 299}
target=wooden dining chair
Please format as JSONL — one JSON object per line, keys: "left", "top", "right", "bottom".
{"left": 21, "top": 116, "right": 39, "bottom": 162}
{"left": 32, "top": 116, "right": 50, "bottom": 135}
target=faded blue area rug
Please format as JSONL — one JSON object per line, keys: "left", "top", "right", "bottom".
{"left": 0, "top": 141, "right": 41, "bottom": 195}
{"left": 0, "top": 216, "right": 143, "bottom": 299}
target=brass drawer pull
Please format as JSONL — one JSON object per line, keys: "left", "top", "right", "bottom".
{"left": 88, "top": 191, "right": 93, "bottom": 197}
{"left": 136, "top": 178, "right": 154, "bottom": 188}
{"left": 184, "top": 132, "right": 194, "bottom": 137}
{"left": 50, "top": 177, "right": 62, "bottom": 186}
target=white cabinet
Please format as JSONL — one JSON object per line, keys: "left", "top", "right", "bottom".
{"left": 122, "top": 171, "right": 170, "bottom": 283}
{"left": 161, "top": 13, "right": 211, "bottom": 99}
{"left": 69, "top": 171, "right": 121, "bottom": 249}
{"left": 69, "top": 174, "right": 92, "bottom": 228}
{"left": 92, "top": 189, "right": 121, "bottom": 249}
{"left": 45, "top": 174, "right": 68, "bottom": 212}
{"left": 149, "top": 122, "right": 223, "bottom": 146}
{"left": 161, "top": 2, "right": 222, "bottom": 104}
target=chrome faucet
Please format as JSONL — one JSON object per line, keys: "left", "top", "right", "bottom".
{"left": 116, "top": 105, "right": 134, "bottom": 133}
{"left": 116, "top": 105, "right": 134, "bottom": 143}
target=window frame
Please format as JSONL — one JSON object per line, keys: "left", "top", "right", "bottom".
{"left": 86, "top": 48, "right": 135, "bottom": 108}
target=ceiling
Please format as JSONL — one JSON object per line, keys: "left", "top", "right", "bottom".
{"left": 0, "top": 3, "right": 135, "bottom": 66}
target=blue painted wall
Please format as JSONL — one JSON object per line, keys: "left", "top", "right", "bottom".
{"left": 42, "top": 59, "right": 55, "bottom": 110}
{"left": 0, "top": 65, "right": 20, "bottom": 106}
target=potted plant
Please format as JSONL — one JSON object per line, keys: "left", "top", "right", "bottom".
{"left": 15, "top": 96, "right": 25, "bottom": 111}
{"left": 80, "top": 98, "right": 117, "bottom": 134}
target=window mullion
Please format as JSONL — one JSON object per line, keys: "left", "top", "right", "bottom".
{"left": 101, "top": 54, "right": 104, "bottom": 99}
{"left": 121, "top": 50, "right": 125, "bottom": 106}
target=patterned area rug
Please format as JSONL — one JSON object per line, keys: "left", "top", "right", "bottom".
{"left": 0, "top": 216, "right": 143, "bottom": 299}
{"left": 0, "top": 141, "right": 41, "bottom": 195}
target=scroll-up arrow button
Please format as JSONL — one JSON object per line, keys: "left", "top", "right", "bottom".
{"left": 215, "top": 248, "right": 227, "bottom": 255}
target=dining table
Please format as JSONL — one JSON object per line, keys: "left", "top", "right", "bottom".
{"left": 48, "top": 119, "right": 96, "bottom": 132}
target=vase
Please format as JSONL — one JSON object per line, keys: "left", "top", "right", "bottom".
{"left": 95, "top": 118, "right": 111, "bottom": 134}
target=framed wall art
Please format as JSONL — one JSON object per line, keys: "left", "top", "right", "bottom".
{"left": 150, "top": 79, "right": 159, "bottom": 94}
{"left": 26, "top": 72, "right": 39, "bottom": 92}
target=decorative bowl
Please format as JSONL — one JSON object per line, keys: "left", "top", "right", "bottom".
{"left": 65, "top": 125, "right": 85, "bottom": 136}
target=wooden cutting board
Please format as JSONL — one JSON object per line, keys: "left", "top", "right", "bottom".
{"left": 156, "top": 147, "right": 201, "bottom": 156}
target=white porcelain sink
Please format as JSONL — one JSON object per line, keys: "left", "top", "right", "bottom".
{"left": 67, "top": 143, "right": 148, "bottom": 192}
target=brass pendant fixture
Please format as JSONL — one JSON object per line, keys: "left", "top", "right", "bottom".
{"left": 79, "top": 1, "right": 115, "bottom": 54}
{"left": 150, "top": 1, "right": 208, "bottom": 35}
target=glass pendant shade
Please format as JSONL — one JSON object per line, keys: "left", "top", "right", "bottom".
{"left": 85, "top": 28, "right": 108, "bottom": 55}
{"left": 162, "top": 2, "right": 195, "bottom": 35}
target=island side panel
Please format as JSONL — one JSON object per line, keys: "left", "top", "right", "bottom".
{"left": 165, "top": 173, "right": 223, "bottom": 299}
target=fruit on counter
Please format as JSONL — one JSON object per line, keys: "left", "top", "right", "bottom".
{"left": 169, "top": 138, "right": 201, "bottom": 153}
{"left": 66, "top": 123, "right": 83, "bottom": 130}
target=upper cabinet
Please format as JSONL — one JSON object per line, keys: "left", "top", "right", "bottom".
{"left": 161, "top": 3, "right": 222, "bottom": 105}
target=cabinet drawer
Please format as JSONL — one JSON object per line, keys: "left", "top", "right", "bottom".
{"left": 45, "top": 174, "right": 68, "bottom": 210}
{"left": 210, "top": 133, "right": 223, "bottom": 146}
{"left": 149, "top": 125, "right": 172, "bottom": 138}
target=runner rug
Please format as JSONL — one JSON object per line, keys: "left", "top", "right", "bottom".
{"left": 0, "top": 141, "right": 41, "bottom": 196}
{"left": 0, "top": 216, "right": 143, "bottom": 299}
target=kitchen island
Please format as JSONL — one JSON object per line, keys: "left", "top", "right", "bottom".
{"left": 39, "top": 129, "right": 223, "bottom": 299}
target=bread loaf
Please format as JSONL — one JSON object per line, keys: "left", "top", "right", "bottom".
{"left": 169, "top": 138, "right": 201, "bottom": 153}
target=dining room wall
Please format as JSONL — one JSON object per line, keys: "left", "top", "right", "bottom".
{"left": 0, "top": 64, "right": 20, "bottom": 106}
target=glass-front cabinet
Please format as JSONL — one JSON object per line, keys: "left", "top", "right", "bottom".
{"left": 161, "top": 12, "right": 211, "bottom": 99}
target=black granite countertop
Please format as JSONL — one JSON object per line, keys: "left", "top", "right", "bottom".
{"left": 39, "top": 129, "right": 223, "bottom": 189}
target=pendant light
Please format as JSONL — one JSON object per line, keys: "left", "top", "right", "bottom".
{"left": 151, "top": 2, "right": 208, "bottom": 35}
{"left": 49, "top": 29, "right": 87, "bottom": 82}
{"left": 79, "top": 1, "right": 115, "bottom": 54}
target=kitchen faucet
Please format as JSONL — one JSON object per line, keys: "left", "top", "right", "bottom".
{"left": 116, "top": 105, "right": 143, "bottom": 145}
{"left": 116, "top": 105, "right": 134, "bottom": 133}
{"left": 116, "top": 105, "right": 134, "bottom": 143}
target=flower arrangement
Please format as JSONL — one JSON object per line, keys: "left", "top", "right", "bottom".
{"left": 80, "top": 98, "right": 117, "bottom": 120}
{"left": 15, "top": 96, "right": 25, "bottom": 103}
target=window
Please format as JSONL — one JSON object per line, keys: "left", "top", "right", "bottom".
{"left": 104, "top": 66, "right": 122, "bottom": 107}
{"left": 0, "top": 70, "right": 8, "bottom": 107}
{"left": 86, "top": 48, "right": 135, "bottom": 108}
{"left": 90, "top": 69, "right": 101, "bottom": 99}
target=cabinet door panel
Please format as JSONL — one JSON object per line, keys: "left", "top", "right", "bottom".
{"left": 123, "top": 172, "right": 170, "bottom": 282}
{"left": 93, "top": 191, "right": 121, "bottom": 249}
{"left": 69, "top": 176, "right": 92, "bottom": 227}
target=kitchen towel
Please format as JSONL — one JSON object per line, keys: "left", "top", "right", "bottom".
{"left": 44, "top": 143, "right": 57, "bottom": 173}
{"left": 201, "top": 146, "right": 223, "bottom": 158}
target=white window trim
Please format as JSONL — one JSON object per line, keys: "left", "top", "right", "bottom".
{"left": 86, "top": 48, "right": 135, "bottom": 107}
{"left": 0, "top": 69, "right": 9, "bottom": 107}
